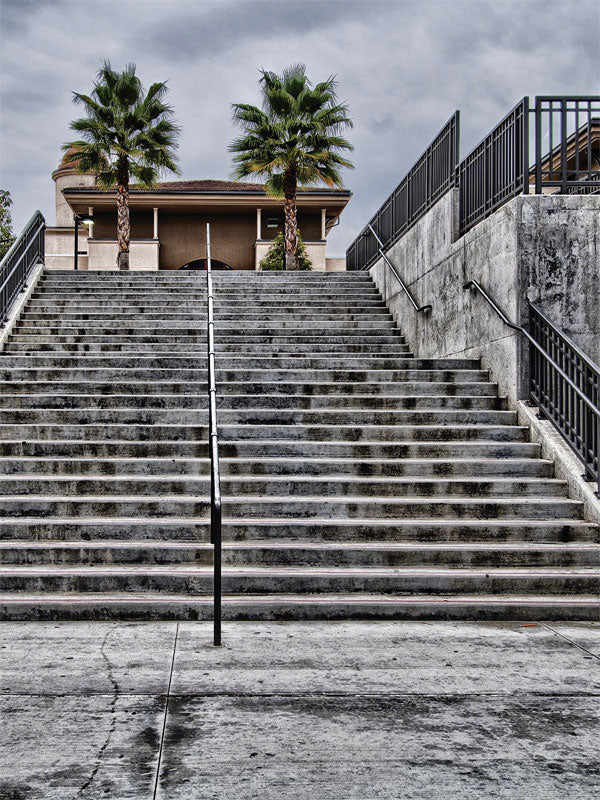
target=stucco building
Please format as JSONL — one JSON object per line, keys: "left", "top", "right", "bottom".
{"left": 45, "top": 153, "right": 351, "bottom": 271}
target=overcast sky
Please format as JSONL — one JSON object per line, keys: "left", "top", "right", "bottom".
{"left": 1, "top": 0, "right": 599, "bottom": 256}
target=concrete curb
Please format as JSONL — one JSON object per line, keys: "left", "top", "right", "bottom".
{"left": 0, "top": 262, "right": 45, "bottom": 351}
{"left": 517, "top": 400, "right": 600, "bottom": 528}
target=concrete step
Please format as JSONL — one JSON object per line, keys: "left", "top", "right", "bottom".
{"left": 1, "top": 592, "right": 597, "bottom": 621}
{"left": 7, "top": 334, "right": 407, "bottom": 345}
{"left": 0, "top": 495, "right": 582, "bottom": 519}
{"left": 0, "top": 393, "right": 505, "bottom": 410}
{"left": 0, "top": 381, "right": 500, "bottom": 396}
{"left": 0, "top": 518, "right": 594, "bottom": 543}
{"left": 0, "top": 369, "right": 490, "bottom": 383}
{"left": 0, "top": 475, "right": 569, "bottom": 498}
{"left": 0, "top": 408, "right": 519, "bottom": 426}
{"left": 0, "top": 423, "right": 531, "bottom": 442}
{"left": 2, "top": 540, "right": 597, "bottom": 568}
{"left": 0, "top": 564, "right": 596, "bottom": 594}
{"left": 5, "top": 343, "right": 414, "bottom": 356}
{"left": 0, "top": 439, "right": 543, "bottom": 458}
{"left": 0, "top": 456, "right": 553, "bottom": 477}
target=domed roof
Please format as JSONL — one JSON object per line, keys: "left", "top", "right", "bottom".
{"left": 52, "top": 148, "right": 95, "bottom": 180}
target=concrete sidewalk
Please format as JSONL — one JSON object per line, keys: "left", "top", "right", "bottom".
{"left": 1, "top": 621, "right": 598, "bottom": 799}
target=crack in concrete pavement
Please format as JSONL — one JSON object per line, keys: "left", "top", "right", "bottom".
{"left": 74, "top": 628, "right": 120, "bottom": 799}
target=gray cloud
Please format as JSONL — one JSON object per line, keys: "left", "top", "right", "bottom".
{"left": 1, "top": 0, "right": 599, "bottom": 256}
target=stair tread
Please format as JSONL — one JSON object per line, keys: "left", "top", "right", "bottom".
{"left": 0, "top": 592, "right": 597, "bottom": 605}
{"left": 1, "top": 540, "right": 597, "bottom": 551}
{"left": 1, "top": 565, "right": 597, "bottom": 575}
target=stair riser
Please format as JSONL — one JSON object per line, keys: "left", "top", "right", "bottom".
{"left": 0, "top": 477, "right": 567, "bottom": 498}
{"left": 6, "top": 343, "right": 412, "bottom": 355}
{"left": 0, "top": 382, "right": 499, "bottom": 396}
{"left": 0, "top": 409, "right": 518, "bottom": 426}
{"left": 0, "top": 424, "right": 529, "bottom": 442}
{"left": 0, "top": 572, "right": 596, "bottom": 594}
{"left": 0, "top": 521, "right": 594, "bottom": 543}
{"left": 2, "top": 598, "right": 597, "bottom": 622}
{"left": 0, "top": 498, "right": 581, "bottom": 519}
{"left": 0, "top": 457, "right": 552, "bottom": 478}
{"left": 7, "top": 335, "right": 407, "bottom": 345}
{"left": 0, "top": 395, "right": 504, "bottom": 411}
{"left": 3, "top": 546, "right": 596, "bottom": 568}
{"left": 0, "top": 441, "right": 541, "bottom": 458}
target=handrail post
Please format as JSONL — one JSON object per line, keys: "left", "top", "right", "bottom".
{"left": 206, "top": 223, "right": 222, "bottom": 646}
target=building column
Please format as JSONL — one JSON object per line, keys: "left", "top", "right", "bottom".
{"left": 153, "top": 207, "right": 159, "bottom": 239}
{"left": 256, "top": 208, "right": 262, "bottom": 240}
{"left": 88, "top": 206, "right": 94, "bottom": 238}
{"left": 321, "top": 208, "right": 327, "bottom": 240}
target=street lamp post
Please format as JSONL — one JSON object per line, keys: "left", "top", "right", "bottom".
{"left": 73, "top": 213, "right": 93, "bottom": 271}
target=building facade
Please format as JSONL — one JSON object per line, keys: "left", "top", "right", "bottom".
{"left": 45, "top": 154, "right": 351, "bottom": 271}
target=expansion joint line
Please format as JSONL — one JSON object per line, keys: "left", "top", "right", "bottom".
{"left": 153, "top": 622, "right": 180, "bottom": 799}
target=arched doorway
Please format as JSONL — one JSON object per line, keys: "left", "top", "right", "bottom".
{"left": 178, "top": 258, "right": 234, "bottom": 271}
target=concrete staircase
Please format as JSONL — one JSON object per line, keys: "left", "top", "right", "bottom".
{"left": 0, "top": 269, "right": 598, "bottom": 620}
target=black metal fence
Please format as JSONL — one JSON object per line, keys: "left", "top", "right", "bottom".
{"left": 346, "top": 112, "right": 459, "bottom": 272}
{"left": 534, "top": 96, "right": 600, "bottom": 194}
{"left": 0, "top": 210, "right": 45, "bottom": 325}
{"left": 458, "top": 98, "right": 529, "bottom": 235}
{"left": 529, "top": 302, "right": 600, "bottom": 488}
{"left": 347, "top": 95, "right": 600, "bottom": 270}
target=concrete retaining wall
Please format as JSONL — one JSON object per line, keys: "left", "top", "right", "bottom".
{"left": 369, "top": 192, "right": 600, "bottom": 407}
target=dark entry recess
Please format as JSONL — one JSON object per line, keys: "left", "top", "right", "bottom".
{"left": 178, "top": 258, "right": 234, "bottom": 270}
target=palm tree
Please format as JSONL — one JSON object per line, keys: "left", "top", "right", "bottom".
{"left": 230, "top": 65, "right": 353, "bottom": 270}
{"left": 63, "top": 61, "right": 179, "bottom": 270}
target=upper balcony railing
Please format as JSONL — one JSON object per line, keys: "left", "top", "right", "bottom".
{"left": 347, "top": 96, "right": 600, "bottom": 270}
{"left": 346, "top": 112, "right": 459, "bottom": 272}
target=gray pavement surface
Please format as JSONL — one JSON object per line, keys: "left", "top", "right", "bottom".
{"left": 0, "top": 621, "right": 599, "bottom": 799}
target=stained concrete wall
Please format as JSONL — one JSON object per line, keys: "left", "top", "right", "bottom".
{"left": 369, "top": 191, "right": 600, "bottom": 407}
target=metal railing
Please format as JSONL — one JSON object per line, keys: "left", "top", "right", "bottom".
{"left": 347, "top": 95, "right": 599, "bottom": 265}
{"left": 464, "top": 279, "right": 600, "bottom": 493}
{"left": 529, "top": 302, "right": 599, "bottom": 486}
{"left": 534, "top": 97, "right": 600, "bottom": 194}
{"left": 205, "top": 223, "right": 222, "bottom": 646}
{"left": 458, "top": 98, "right": 529, "bottom": 235}
{"left": 347, "top": 112, "right": 459, "bottom": 271}
{"left": 0, "top": 210, "right": 45, "bottom": 326}
{"left": 365, "top": 224, "right": 431, "bottom": 313}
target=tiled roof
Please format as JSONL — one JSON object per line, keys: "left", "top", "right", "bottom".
{"left": 145, "top": 179, "right": 350, "bottom": 194}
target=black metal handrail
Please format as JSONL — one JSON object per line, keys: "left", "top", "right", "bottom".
{"left": 205, "top": 223, "right": 222, "bottom": 646}
{"left": 0, "top": 210, "right": 45, "bottom": 326}
{"left": 365, "top": 224, "right": 431, "bottom": 313}
{"left": 464, "top": 279, "right": 600, "bottom": 492}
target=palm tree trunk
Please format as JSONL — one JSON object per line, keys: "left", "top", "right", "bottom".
{"left": 116, "top": 156, "right": 130, "bottom": 271}
{"left": 283, "top": 167, "right": 298, "bottom": 271}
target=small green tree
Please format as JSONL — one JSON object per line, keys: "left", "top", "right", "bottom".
{"left": 0, "top": 189, "right": 15, "bottom": 260}
{"left": 260, "top": 232, "right": 312, "bottom": 271}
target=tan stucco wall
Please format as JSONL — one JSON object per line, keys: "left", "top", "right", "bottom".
{"left": 44, "top": 227, "right": 88, "bottom": 270}
{"left": 325, "top": 257, "right": 347, "bottom": 272}
{"left": 87, "top": 240, "right": 159, "bottom": 270}
{"left": 54, "top": 172, "right": 96, "bottom": 226}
